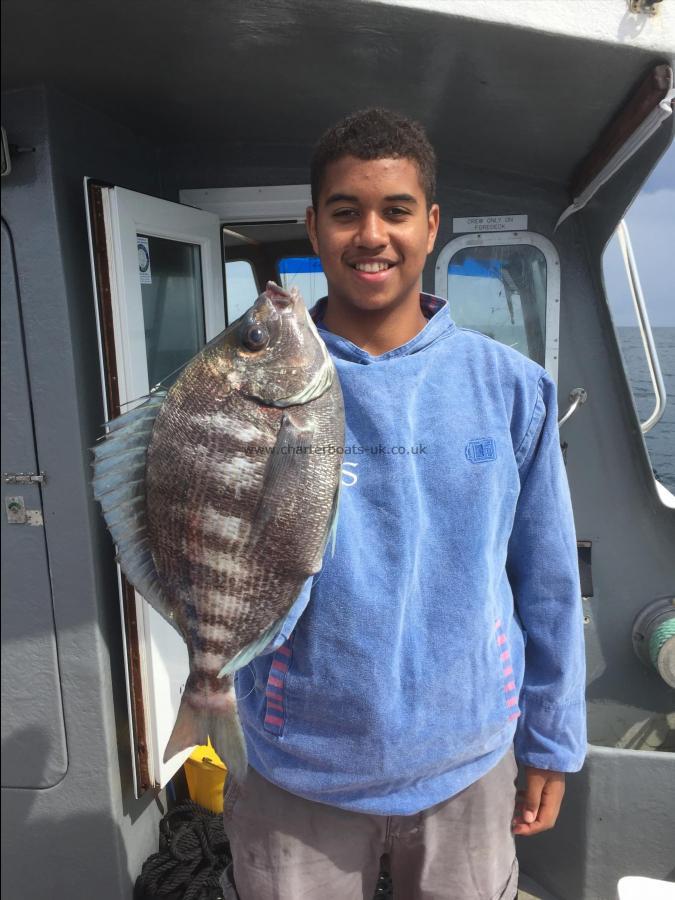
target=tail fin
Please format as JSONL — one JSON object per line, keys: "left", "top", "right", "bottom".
{"left": 163, "top": 677, "right": 248, "bottom": 793}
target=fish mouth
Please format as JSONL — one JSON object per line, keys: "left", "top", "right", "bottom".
{"left": 264, "top": 281, "right": 297, "bottom": 311}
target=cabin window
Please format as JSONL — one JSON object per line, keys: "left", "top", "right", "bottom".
{"left": 278, "top": 256, "right": 327, "bottom": 305}
{"left": 435, "top": 232, "right": 560, "bottom": 380}
{"left": 601, "top": 143, "right": 675, "bottom": 500}
{"left": 225, "top": 259, "right": 258, "bottom": 324}
{"left": 139, "top": 235, "right": 206, "bottom": 389}
{"left": 447, "top": 246, "right": 546, "bottom": 363}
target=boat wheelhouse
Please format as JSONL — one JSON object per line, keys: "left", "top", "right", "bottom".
{"left": 2, "top": 2, "right": 674, "bottom": 897}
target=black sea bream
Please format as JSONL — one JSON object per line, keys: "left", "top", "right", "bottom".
{"left": 92, "top": 283, "right": 344, "bottom": 794}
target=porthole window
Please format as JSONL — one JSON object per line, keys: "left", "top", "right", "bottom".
{"left": 435, "top": 232, "right": 561, "bottom": 380}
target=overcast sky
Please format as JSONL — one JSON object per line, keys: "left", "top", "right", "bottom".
{"left": 603, "top": 137, "right": 675, "bottom": 328}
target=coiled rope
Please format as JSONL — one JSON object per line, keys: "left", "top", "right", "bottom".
{"left": 135, "top": 800, "right": 395, "bottom": 899}
{"left": 135, "top": 801, "right": 231, "bottom": 900}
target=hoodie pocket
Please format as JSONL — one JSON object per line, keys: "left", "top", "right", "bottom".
{"left": 494, "top": 619, "right": 521, "bottom": 724}
{"left": 263, "top": 638, "right": 294, "bottom": 736}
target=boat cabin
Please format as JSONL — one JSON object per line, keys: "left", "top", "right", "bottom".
{"left": 2, "top": 2, "right": 674, "bottom": 898}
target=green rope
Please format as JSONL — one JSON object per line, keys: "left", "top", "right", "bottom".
{"left": 649, "top": 618, "right": 675, "bottom": 669}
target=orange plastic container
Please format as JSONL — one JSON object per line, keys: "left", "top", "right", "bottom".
{"left": 183, "top": 740, "right": 227, "bottom": 813}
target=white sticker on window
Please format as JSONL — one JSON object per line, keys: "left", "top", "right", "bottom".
{"left": 137, "top": 236, "right": 152, "bottom": 284}
{"left": 452, "top": 215, "right": 528, "bottom": 233}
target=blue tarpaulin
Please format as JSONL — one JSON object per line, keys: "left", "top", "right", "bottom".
{"left": 448, "top": 258, "right": 503, "bottom": 279}
{"left": 279, "top": 256, "right": 324, "bottom": 274}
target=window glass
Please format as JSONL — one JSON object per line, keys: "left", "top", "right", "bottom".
{"left": 279, "top": 256, "right": 328, "bottom": 306}
{"left": 138, "top": 234, "right": 205, "bottom": 389}
{"left": 225, "top": 260, "right": 258, "bottom": 324}
{"left": 447, "top": 245, "right": 547, "bottom": 365}
{"left": 602, "top": 142, "right": 675, "bottom": 494}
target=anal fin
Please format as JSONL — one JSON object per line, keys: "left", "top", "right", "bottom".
{"left": 218, "top": 614, "right": 286, "bottom": 678}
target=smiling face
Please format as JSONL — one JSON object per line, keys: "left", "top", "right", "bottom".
{"left": 306, "top": 155, "right": 440, "bottom": 317}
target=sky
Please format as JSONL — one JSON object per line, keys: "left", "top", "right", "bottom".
{"left": 602, "top": 138, "right": 675, "bottom": 328}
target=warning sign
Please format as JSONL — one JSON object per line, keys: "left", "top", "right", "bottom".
{"left": 452, "top": 215, "right": 528, "bottom": 234}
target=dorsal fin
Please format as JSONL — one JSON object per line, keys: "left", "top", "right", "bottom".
{"left": 91, "top": 391, "right": 181, "bottom": 635}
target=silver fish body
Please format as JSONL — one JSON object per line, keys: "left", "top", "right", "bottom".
{"left": 92, "top": 283, "right": 344, "bottom": 790}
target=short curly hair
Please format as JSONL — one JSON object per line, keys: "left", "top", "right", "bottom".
{"left": 310, "top": 108, "right": 437, "bottom": 209}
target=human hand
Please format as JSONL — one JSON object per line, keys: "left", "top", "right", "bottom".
{"left": 512, "top": 767, "right": 565, "bottom": 836}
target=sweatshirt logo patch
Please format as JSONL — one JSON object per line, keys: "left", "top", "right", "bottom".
{"left": 465, "top": 438, "right": 496, "bottom": 464}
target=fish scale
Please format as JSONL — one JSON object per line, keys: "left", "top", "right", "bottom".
{"left": 91, "top": 283, "right": 344, "bottom": 800}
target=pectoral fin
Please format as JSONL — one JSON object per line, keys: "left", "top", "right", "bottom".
{"left": 250, "top": 411, "right": 315, "bottom": 541}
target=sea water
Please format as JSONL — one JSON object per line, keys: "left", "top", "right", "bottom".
{"left": 616, "top": 326, "right": 675, "bottom": 494}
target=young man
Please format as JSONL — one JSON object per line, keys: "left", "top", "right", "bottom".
{"left": 223, "top": 108, "right": 586, "bottom": 900}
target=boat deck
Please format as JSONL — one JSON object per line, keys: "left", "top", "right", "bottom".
{"left": 518, "top": 874, "right": 560, "bottom": 900}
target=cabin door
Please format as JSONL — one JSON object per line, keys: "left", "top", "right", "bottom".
{"left": 1, "top": 220, "right": 68, "bottom": 790}
{"left": 86, "top": 182, "right": 225, "bottom": 794}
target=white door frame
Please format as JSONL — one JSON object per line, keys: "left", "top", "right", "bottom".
{"left": 180, "top": 184, "right": 312, "bottom": 223}
{"left": 86, "top": 181, "right": 225, "bottom": 793}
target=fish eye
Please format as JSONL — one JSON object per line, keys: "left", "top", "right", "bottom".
{"left": 242, "top": 322, "right": 269, "bottom": 351}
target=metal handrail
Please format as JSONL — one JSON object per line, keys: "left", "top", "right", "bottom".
{"left": 616, "top": 219, "right": 667, "bottom": 434}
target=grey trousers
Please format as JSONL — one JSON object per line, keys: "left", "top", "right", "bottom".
{"left": 221, "top": 748, "right": 519, "bottom": 900}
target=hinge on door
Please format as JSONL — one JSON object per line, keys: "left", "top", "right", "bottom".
{"left": 3, "top": 472, "right": 46, "bottom": 484}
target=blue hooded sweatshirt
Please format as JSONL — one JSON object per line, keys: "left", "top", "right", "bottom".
{"left": 235, "top": 294, "right": 587, "bottom": 816}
